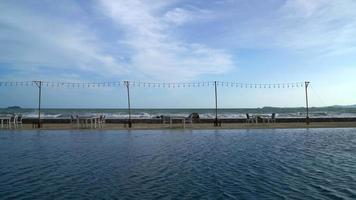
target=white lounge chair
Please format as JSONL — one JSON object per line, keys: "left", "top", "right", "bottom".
{"left": 99, "top": 115, "right": 106, "bottom": 128}
{"left": 0, "top": 115, "right": 11, "bottom": 129}
{"left": 269, "top": 113, "right": 276, "bottom": 123}
{"left": 70, "top": 115, "right": 76, "bottom": 128}
{"left": 246, "top": 113, "right": 256, "bottom": 123}
{"left": 17, "top": 115, "right": 23, "bottom": 128}
{"left": 161, "top": 115, "right": 171, "bottom": 124}
{"left": 184, "top": 113, "right": 197, "bottom": 127}
{"left": 9, "top": 115, "right": 18, "bottom": 128}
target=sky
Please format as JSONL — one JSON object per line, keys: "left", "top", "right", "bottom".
{"left": 1, "top": 0, "right": 356, "bottom": 108}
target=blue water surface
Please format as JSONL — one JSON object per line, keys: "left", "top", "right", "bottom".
{"left": 1, "top": 128, "right": 356, "bottom": 200}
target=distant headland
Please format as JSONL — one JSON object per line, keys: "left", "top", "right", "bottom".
{"left": 7, "top": 106, "right": 22, "bottom": 109}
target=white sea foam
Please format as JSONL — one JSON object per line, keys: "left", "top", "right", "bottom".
{"left": 2, "top": 109, "right": 356, "bottom": 119}
{"left": 22, "top": 113, "right": 62, "bottom": 119}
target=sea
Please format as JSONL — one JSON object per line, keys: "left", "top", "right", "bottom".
{"left": 0, "top": 129, "right": 355, "bottom": 199}
{"left": 1, "top": 107, "right": 356, "bottom": 119}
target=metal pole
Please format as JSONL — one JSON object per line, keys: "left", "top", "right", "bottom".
{"left": 305, "top": 81, "right": 310, "bottom": 125}
{"left": 125, "top": 81, "right": 132, "bottom": 128}
{"left": 34, "top": 81, "right": 42, "bottom": 128}
{"left": 214, "top": 81, "right": 219, "bottom": 126}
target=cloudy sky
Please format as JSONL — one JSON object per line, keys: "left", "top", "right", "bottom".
{"left": 1, "top": 0, "right": 356, "bottom": 108}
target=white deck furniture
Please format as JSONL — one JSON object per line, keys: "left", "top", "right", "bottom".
{"left": 0, "top": 116, "right": 11, "bottom": 128}
{"left": 246, "top": 113, "right": 256, "bottom": 123}
{"left": 162, "top": 116, "right": 171, "bottom": 124}
{"left": 169, "top": 117, "right": 192, "bottom": 128}
{"left": 9, "top": 115, "right": 18, "bottom": 128}
{"left": 16, "top": 115, "right": 23, "bottom": 128}
{"left": 76, "top": 115, "right": 101, "bottom": 129}
{"left": 252, "top": 114, "right": 275, "bottom": 124}
{"left": 267, "top": 113, "right": 276, "bottom": 123}
{"left": 98, "top": 115, "right": 106, "bottom": 128}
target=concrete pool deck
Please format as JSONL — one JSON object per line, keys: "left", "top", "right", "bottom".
{"left": 3, "top": 121, "right": 356, "bottom": 130}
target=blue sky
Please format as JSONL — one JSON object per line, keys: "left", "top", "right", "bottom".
{"left": 1, "top": 0, "right": 356, "bottom": 108}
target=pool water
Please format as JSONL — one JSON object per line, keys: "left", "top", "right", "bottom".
{"left": 1, "top": 129, "right": 356, "bottom": 199}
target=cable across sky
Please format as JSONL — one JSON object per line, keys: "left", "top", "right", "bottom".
{"left": 0, "top": 80, "right": 306, "bottom": 89}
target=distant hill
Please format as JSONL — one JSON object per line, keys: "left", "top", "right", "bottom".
{"left": 7, "top": 106, "right": 22, "bottom": 109}
{"left": 262, "top": 105, "right": 356, "bottom": 109}
{"left": 331, "top": 105, "right": 356, "bottom": 108}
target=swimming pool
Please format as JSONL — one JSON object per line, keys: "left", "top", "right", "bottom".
{"left": 1, "top": 129, "right": 355, "bottom": 199}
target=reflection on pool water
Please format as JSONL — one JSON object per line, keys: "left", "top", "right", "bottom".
{"left": 0, "top": 128, "right": 356, "bottom": 199}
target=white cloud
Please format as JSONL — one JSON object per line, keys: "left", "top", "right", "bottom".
{"left": 164, "top": 7, "right": 193, "bottom": 26}
{"left": 282, "top": 0, "right": 322, "bottom": 17}
{"left": 163, "top": 7, "right": 212, "bottom": 26}
{"left": 227, "top": 0, "right": 356, "bottom": 55}
{"left": 279, "top": 0, "right": 356, "bottom": 50}
{"left": 99, "top": 0, "right": 234, "bottom": 80}
{"left": 0, "top": 1, "right": 126, "bottom": 79}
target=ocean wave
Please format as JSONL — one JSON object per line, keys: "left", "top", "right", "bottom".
{"left": 23, "top": 113, "right": 62, "bottom": 119}
{"left": 1, "top": 109, "right": 356, "bottom": 119}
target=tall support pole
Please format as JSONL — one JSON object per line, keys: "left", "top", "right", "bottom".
{"left": 214, "top": 81, "right": 220, "bottom": 127}
{"left": 305, "top": 81, "right": 310, "bottom": 125}
{"left": 34, "top": 81, "right": 42, "bottom": 128}
{"left": 125, "top": 81, "right": 132, "bottom": 128}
